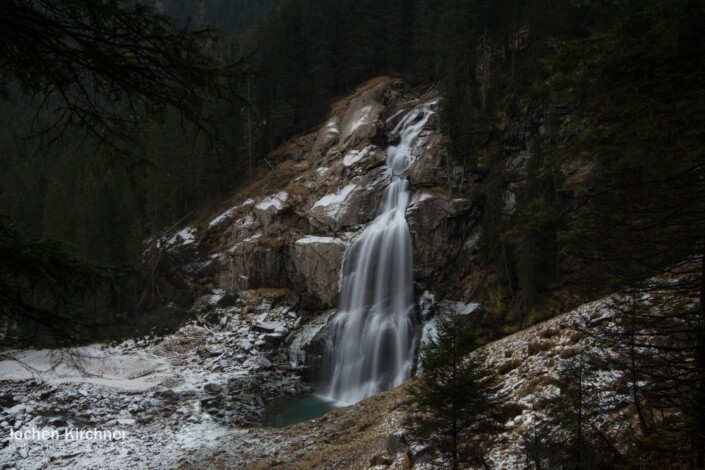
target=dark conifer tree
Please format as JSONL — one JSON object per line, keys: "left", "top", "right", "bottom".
{"left": 549, "top": 0, "right": 705, "bottom": 463}
{"left": 406, "top": 310, "right": 506, "bottom": 469}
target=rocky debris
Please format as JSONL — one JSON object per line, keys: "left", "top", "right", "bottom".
{"left": 386, "top": 430, "right": 406, "bottom": 454}
{"left": 0, "top": 287, "right": 324, "bottom": 467}
{"left": 252, "top": 320, "right": 288, "bottom": 334}
{"left": 197, "top": 345, "right": 223, "bottom": 359}
{"left": 207, "top": 296, "right": 627, "bottom": 470}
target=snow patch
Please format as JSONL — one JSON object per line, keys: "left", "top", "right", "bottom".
{"left": 433, "top": 299, "right": 480, "bottom": 316}
{"left": 312, "top": 184, "right": 357, "bottom": 212}
{"left": 255, "top": 191, "right": 288, "bottom": 211}
{"left": 208, "top": 198, "right": 254, "bottom": 228}
{"left": 0, "top": 347, "right": 170, "bottom": 392}
{"left": 323, "top": 118, "right": 340, "bottom": 134}
{"left": 208, "top": 289, "right": 225, "bottom": 306}
{"left": 296, "top": 236, "right": 345, "bottom": 246}
{"left": 348, "top": 105, "right": 372, "bottom": 134}
{"left": 343, "top": 146, "right": 373, "bottom": 167}
{"left": 420, "top": 317, "right": 440, "bottom": 351}
{"left": 236, "top": 214, "right": 255, "bottom": 228}
{"left": 165, "top": 227, "right": 196, "bottom": 248}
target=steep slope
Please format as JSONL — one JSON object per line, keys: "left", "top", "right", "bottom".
{"left": 180, "top": 297, "right": 633, "bottom": 469}
{"left": 163, "top": 76, "right": 476, "bottom": 304}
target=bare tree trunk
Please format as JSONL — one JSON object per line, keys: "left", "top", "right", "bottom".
{"left": 452, "top": 329, "right": 459, "bottom": 470}
{"left": 695, "top": 251, "right": 705, "bottom": 468}
{"left": 576, "top": 354, "right": 583, "bottom": 469}
{"left": 247, "top": 77, "right": 253, "bottom": 183}
{"left": 476, "top": 30, "right": 492, "bottom": 112}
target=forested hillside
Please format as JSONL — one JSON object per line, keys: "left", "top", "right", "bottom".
{"left": 149, "top": 0, "right": 280, "bottom": 33}
{"left": 2, "top": 0, "right": 703, "bottom": 342}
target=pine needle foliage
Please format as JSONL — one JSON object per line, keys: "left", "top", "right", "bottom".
{"left": 406, "top": 310, "right": 506, "bottom": 470}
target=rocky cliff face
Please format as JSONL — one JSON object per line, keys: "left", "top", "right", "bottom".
{"left": 163, "top": 76, "right": 482, "bottom": 321}
{"left": 143, "top": 78, "right": 506, "bottom": 413}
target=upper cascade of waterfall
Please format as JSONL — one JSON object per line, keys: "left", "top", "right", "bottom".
{"left": 386, "top": 99, "right": 439, "bottom": 176}
{"left": 322, "top": 99, "right": 439, "bottom": 405}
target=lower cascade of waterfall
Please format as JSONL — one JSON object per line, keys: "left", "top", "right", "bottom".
{"left": 322, "top": 100, "right": 438, "bottom": 405}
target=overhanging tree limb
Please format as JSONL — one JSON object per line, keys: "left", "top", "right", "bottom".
{"left": 0, "top": 0, "right": 239, "bottom": 160}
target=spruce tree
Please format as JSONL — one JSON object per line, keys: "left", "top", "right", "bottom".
{"left": 528, "top": 349, "right": 626, "bottom": 469}
{"left": 548, "top": 0, "right": 705, "bottom": 463}
{"left": 406, "top": 309, "right": 506, "bottom": 470}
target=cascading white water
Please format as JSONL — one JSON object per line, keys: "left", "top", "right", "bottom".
{"left": 323, "top": 100, "right": 438, "bottom": 405}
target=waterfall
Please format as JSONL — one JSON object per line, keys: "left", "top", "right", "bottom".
{"left": 323, "top": 100, "right": 438, "bottom": 405}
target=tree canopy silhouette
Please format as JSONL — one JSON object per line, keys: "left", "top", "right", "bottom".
{"left": 0, "top": 0, "right": 233, "bottom": 157}
{"left": 0, "top": 0, "right": 234, "bottom": 347}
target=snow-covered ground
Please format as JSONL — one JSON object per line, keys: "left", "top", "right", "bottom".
{"left": 0, "top": 289, "right": 465, "bottom": 469}
{"left": 0, "top": 297, "right": 312, "bottom": 469}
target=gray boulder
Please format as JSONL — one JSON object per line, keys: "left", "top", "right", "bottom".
{"left": 291, "top": 236, "right": 346, "bottom": 308}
